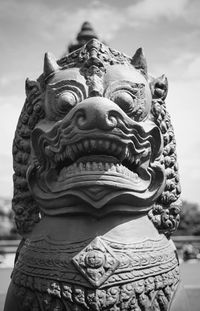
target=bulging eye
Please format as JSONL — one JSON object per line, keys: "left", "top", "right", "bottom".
{"left": 110, "top": 90, "right": 147, "bottom": 121}
{"left": 111, "top": 91, "right": 135, "bottom": 114}
{"left": 57, "top": 91, "right": 77, "bottom": 113}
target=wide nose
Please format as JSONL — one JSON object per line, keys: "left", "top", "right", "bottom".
{"left": 74, "top": 97, "right": 120, "bottom": 131}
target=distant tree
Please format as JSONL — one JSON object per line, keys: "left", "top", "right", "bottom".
{"left": 175, "top": 201, "right": 200, "bottom": 235}
{"left": 0, "top": 198, "right": 19, "bottom": 239}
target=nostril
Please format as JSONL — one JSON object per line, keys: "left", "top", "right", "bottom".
{"left": 77, "top": 115, "right": 86, "bottom": 128}
{"left": 75, "top": 110, "right": 88, "bottom": 129}
{"left": 106, "top": 115, "right": 118, "bottom": 128}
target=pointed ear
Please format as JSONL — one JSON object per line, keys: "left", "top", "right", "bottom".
{"left": 43, "top": 52, "right": 60, "bottom": 79}
{"left": 150, "top": 74, "right": 168, "bottom": 100}
{"left": 131, "top": 48, "right": 147, "bottom": 76}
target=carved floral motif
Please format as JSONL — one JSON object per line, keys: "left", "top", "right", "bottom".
{"left": 12, "top": 236, "right": 178, "bottom": 292}
{"left": 12, "top": 266, "right": 179, "bottom": 311}
{"left": 73, "top": 237, "right": 120, "bottom": 287}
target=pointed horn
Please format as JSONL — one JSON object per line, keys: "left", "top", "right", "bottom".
{"left": 131, "top": 48, "right": 147, "bottom": 75}
{"left": 43, "top": 52, "right": 59, "bottom": 78}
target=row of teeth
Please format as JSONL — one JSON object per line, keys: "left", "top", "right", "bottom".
{"left": 46, "top": 139, "right": 136, "bottom": 164}
{"left": 58, "top": 161, "right": 139, "bottom": 181}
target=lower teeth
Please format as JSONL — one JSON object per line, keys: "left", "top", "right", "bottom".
{"left": 58, "top": 161, "right": 139, "bottom": 181}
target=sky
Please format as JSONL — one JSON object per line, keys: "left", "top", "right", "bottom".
{"left": 0, "top": 0, "right": 200, "bottom": 204}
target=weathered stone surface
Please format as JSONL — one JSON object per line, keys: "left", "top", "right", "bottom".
{"left": 4, "top": 36, "right": 185, "bottom": 311}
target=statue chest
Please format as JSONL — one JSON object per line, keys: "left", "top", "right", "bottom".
{"left": 11, "top": 236, "right": 180, "bottom": 311}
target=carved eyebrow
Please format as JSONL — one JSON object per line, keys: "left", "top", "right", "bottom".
{"left": 112, "top": 81, "right": 145, "bottom": 89}
{"left": 49, "top": 79, "right": 84, "bottom": 89}
{"left": 49, "top": 80, "right": 87, "bottom": 98}
{"left": 104, "top": 81, "right": 145, "bottom": 94}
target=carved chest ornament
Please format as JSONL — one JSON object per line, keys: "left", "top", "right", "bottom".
{"left": 12, "top": 236, "right": 179, "bottom": 311}
{"left": 72, "top": 237, "right": 120, "bottom": 287}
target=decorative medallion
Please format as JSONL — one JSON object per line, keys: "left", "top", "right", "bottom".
{"left": 72, "top": 237, "right": 120, "bottom": 287}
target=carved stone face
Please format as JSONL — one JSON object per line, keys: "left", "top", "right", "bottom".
{"left": 27, "top": 40, "right": 165, "bottom": 216}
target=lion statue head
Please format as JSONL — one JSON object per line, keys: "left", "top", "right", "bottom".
{"left": 12, "top": 39, "right": 181, "bottom": 235}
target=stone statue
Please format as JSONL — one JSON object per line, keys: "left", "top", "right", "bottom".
{"left": 4, "top": 38, "right": 188, "bottom": 311}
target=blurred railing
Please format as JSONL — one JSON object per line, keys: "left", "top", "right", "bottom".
{"left": 172, "top": 236, "right": 200, "bottom": 251}
{"left": 0, "top": 236, "right": 200, "bottom": 255}
{"left": 0, "top": 235, "right": 200, "bottom": 254}
{"left": 0, "top": 240, "right": 20, "bottom": 255}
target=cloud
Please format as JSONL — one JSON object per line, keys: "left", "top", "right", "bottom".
{"left": 1, "top": 0, "right": 199, "bottom": 56}
{"left": 183, "top": 0, "right": 200, "bottom": 26}
{"left": 127, "top": 0, "right": 189, "bottom": 23}
{"left": 0, "top": 95, "right": 23, "bottom": 155}
{"left": 173, "top": 52, "right": 200, "bottom": 80}
{"left": 43, "top": 2, "right": 130, "bottom": 43}
{"left": 187, "top": 56, "right": 200, "bottom": 79}
{"left": 0, "top": 154, "right": 13, "bottom": 198}
{"left": 126, "top": 0, "right": 200, "bottom": 28}
{"left": 49, "top": 6, "right": 125, "bottom": 42}
{"left": 0, "top": 74, "right": 23, "bottom": 88}
{"left": 0, "top": 94, "right": 24, "bottom": 197}
{"left": 166, "top": 79, "right": 200, "bottom": 202}
{"left": 151, "top": 48, "right": 200, "bottom": 82}
{"left": 0, "top": 0, "right": 126, "bottom": 48}
{"left": 43, "top": 0, "right": 200, "bottom": 53}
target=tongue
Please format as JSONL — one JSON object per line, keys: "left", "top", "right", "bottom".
{"left": 76, "top": 155, "right": 120, "bottom": 164}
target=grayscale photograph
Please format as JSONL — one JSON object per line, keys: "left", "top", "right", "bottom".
{"left": 0, "top": 0, "right": 200, "bottom": 310}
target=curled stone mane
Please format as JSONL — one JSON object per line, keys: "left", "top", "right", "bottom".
{"left": 12, "top": 79, "right": 45, "bottom": 235}
{"left": 148, "top": 76, "right": 181, "bottom": 235}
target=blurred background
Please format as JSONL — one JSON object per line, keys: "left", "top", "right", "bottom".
{"left": 0, "top": 0, "right": 200, "bottom": 309}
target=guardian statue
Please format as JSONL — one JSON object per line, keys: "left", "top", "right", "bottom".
{"left": 4, "top": 37, "right": 188, "bottom": 311}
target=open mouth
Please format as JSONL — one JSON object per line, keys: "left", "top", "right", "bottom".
{"left": 34, "top": 133, "right": 152, "bottom": 192}
{"left": 28, "top": 121, "right": 165, "bottom": 211}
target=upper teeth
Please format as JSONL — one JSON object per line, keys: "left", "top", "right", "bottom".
{"left": 43, "top": 138, "right": 149, "bottom": 184}
{"left": 50, "top": 139, "right": 131, "bottom": 163}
